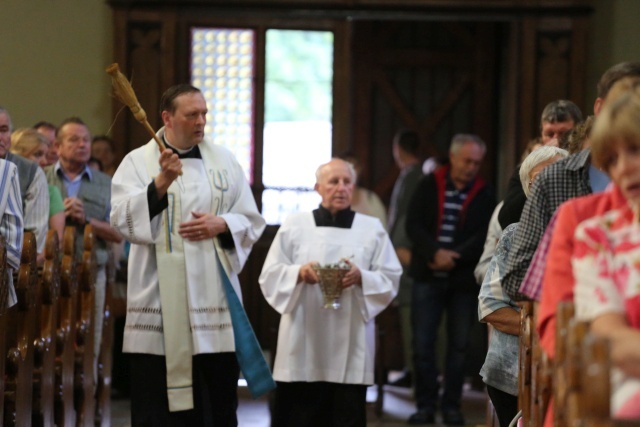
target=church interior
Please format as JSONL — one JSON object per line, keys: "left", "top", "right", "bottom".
{"left": 2, "top": 0, "right": 640, "bottom": 426}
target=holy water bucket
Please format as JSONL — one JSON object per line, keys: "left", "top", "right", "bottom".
{"left": 313, "top": 265, "right": 350, "bottom": 309}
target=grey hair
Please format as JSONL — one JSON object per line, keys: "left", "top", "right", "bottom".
{"left": 449, "top": 134, "right": 486, "bottom": 155}
{"left": 0, "top": 106, "right": 13, "bottom": 132}
{"left": 519, "top": 146, "right": 569, "bottom": 198}
{"left": 540, "top": 99, "right": 583, "bottom": 126}
{"left": 315, "top": 158, "right": 357, "bottom": 183}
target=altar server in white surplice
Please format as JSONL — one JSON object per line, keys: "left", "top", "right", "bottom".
{"left": 110, "top": 84, "right": 267, "bottom": 426}
{"left": 259, "top": 158, "right": 401, "bottom": 427}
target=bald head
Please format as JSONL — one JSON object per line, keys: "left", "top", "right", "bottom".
{"left": 315, "top": 158, "right": 356, "bottom": 215}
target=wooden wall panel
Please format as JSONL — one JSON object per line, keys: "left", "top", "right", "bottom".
{"left": 110, "top": 11, "right": 177, "bottom": 157}
{"left": 516, "top": 15, "right": 590, "bottom": 157}
{"left": 352, "top": 21, "right": 499, "bottom": 201}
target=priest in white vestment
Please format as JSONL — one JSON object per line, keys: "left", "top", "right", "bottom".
{"left": 110, "top": 84, "right": 267, "bottom": 426}
{"left": 259, "top": 158, "right": 401, "bottom": 426}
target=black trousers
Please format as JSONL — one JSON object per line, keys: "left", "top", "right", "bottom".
{"left": 271, "top": 381, "right": 367, "bottom": 427}
{"left": 486, "top": 384, "right": 519, "bottom": 427}
{"left": 129, "top": 352, "right": 240, "bottom": 427}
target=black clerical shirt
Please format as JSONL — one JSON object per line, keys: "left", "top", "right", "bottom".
{"left": 312, "top": 205, "right": 355, "bottom": 228}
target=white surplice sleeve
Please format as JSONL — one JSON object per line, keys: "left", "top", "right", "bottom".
{"left": 258, "top": 216, "right": 305, "bottom": 314}
{"left": 218, "top": 156, "right": 265, "bottom": 274}
{"left": 355, "top": 217, "right": 402, "bottom": 322}
{"left": 110, "top": 151, "right": 162, "bottom": 245}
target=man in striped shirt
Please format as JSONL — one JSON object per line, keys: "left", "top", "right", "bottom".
{"left": 406, "top": 134, "right": 495, "bottom": 425}
{"left": 0, "top": 158, "right": 24, "bottom": 309}
{"left": 0, "top": 107, "right": 49, "bottom": 262}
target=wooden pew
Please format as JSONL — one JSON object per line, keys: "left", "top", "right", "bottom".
{"left": 484, "top": 324, "right": 500, "bottom": 427}
{"left": 578, "top": 324, "right": 638, "bottom": 426}
{"left": 564, "top": 318, "right": 589, "bottom": 426}
{"left": 4, "top": 232, "right": 38, "bottom": 426}
{"left": 513, "top": 299, "right": 640, "bottom": 427}
{"left": 74, "top": 225, "right": 97, "bottom": 427}
{"left": 94, "top": 249, "right": 115, "bottom": 427}
{"left": 516, "top": 301, "right": 551, "bottom": 427}
{"left": 580, "top": 333, "right": 611, "bottom": 422}
{"left": 553, "top": 300, "right": 575, "bottom": 427}
{"left": 552, "top": 301, "right": 639, "bottom": 427}
{"left": 0, "top": 236, "right": 7, "bottom": 425}
{"left": 518, "top": 301, "right": 534, "bottom": 427}
{"left": 32, "top": 230, "right": 61, "bottom": 426}
{"left": 55, "top": 226, "right": 78, "bottom": 427}
{"left": 529, "top": 304, "right": 552, "bottom": 427}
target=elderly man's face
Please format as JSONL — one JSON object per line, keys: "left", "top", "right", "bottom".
{"left": 315, "top": 159, "right": 355, "bottom": 215}
{"left": 0, "top": 112, "right": 12, "bottom": 158}
{"left": 449, "top": 141, "right": 484, "bottom": 189}
{"left": 57, "top": 122, "right": 92, "bottom": 167}
{"left": 163, "top": 92, "right": 207, "bottom": 150}
{"left": 541, "top": 120, "right": 574, "bottom": 145}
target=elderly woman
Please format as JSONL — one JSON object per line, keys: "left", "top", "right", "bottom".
{"left": 10, "top": 128, "right": 65, "bottom": 245}
{"left": 572, "top": 88, "right": 640, "bottom": 418}
{"left": 478, "top": 145, "right": 568, "bottom": 427}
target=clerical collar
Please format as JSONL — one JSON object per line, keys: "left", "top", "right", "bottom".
{"left": 313, "top": 205, "right": 355, "bottom": 228}
{"left": 163, "top": 137, "right": 202, "bottom": 159}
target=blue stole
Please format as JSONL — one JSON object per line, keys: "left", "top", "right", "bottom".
{"left": 217, "top": 256, "right": 276, "bottom": 398}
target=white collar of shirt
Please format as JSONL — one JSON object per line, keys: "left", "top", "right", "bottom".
{"left": 54, "top": 161, "right": 93, "bottom": 183}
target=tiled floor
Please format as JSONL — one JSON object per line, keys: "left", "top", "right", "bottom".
{"left": 111, "top": 378, "right": 489, "bottom": 426}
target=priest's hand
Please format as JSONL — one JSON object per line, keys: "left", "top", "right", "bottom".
{"left": 154, "top": 149, "right": 182, "bottom": 197}
{"left": 179, "top": 211, "right": 228, "bottom": 241}
{"left": 298, "top": 262, "right": 320, "bottom": 284}
{"left": 341, "top": 260, "right": 362, "bottom": 288}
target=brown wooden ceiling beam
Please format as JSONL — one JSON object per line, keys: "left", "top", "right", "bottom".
{"left": 107, "top": 0, "right": 594, "bottom": 19}
{"left": 370, "top": 51, "right": 472, "bottom": 68}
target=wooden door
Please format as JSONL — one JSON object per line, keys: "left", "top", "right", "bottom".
{"left": 352, "top": 20, "right": 499, "bottom": 200}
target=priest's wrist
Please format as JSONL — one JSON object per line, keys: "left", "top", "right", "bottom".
{"left": 154, "top": 175, "right": 171, "bottom": 198}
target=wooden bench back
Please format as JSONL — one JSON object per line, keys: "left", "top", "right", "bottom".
{"left": 55, "top": 226, "right": 79, "bottom": 427}
{"left": 32, "top": 230, "right": 60, "bottom": 425}
{"left": 4, "top": 232, "right": 38, "bottom": 426}
{"left": 74, "top": 225, "right": 97, "bottom": 427}
{"left": 518, "top": 301, "right": 534, "bottom": 426}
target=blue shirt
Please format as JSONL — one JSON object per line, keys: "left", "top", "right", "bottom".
{"left": 54, "top": 162, "right": 93, "bottom": 198}
{"left": 589, "top": 164, "right": 610, "bottom": 193}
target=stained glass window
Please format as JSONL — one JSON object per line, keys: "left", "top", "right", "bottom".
{"left": 191, "top": 28, "right": 255, "bottom": 182}
{"left": 190, "top": 27, "right": 334, "bottom": 225}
